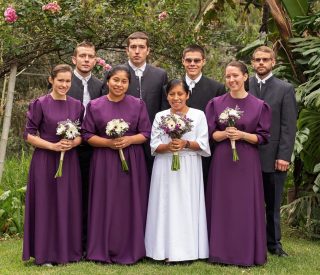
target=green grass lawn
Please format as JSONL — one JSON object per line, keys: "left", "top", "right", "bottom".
{"left": 1, "top": 225, "right": 319, "bottom": 275}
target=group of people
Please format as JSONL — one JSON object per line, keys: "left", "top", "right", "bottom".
{"left": 22, "top": 32, "right": 297, "bottom": 267}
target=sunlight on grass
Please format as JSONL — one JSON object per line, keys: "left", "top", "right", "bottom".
{"left": 1, "top": 225, "right": 320, "bottom": 275}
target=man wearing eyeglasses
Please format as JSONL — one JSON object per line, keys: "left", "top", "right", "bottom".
{"left": 249, "top": 46, "right": 297, "bottom": 257}
{"left": 182, "top": 45, "right": 225, "bottom": 112}
{"left": 182, "top": 44, "right": 225, "bottom": 185}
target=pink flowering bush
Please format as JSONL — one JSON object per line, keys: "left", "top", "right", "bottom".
{"left": 93, "top": 57, "right": 112, "bottom": 79}
{"left": 4, "top": 5, "right": 18, "bottom": 23}
{"left": 42, "top": 1, "right": 61, "bottom": 13}
{"left": 96, "top": 57, "right": 112, "bottom": 71}
{"left": 158, "top": 11, "right": 168, "bottom": 21}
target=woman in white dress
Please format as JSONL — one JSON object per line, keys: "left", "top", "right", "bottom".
{"left": 145, "top": 79, "right": 210, "bottom": 263}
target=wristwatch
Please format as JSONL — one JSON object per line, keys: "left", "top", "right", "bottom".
{"left": 185, "top": 140, "right": 190, "bottom": 149}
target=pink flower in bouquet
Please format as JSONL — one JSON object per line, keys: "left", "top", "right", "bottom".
{"left": 4, "top": 6, "right": 18, "bottom": 23}
{"left": 158, "top": 11, "right": 168, "bottom": 21}
{"left": 42, "top": 1, "right": 61, "bottom": 13}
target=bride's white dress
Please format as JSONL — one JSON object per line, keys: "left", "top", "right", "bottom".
{"left": 145, "top": 108, "right": 210, "bottom": 261}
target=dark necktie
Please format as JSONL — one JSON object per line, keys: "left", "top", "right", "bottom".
{"left": 135, "top": 69, "right": 143, "bottom": 98}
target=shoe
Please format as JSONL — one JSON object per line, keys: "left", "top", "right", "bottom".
{"left": 42, "top": 263, "right": 53, "bottom": 267}
{"left": 269, "top": 248, "right": 289, "bottom": 257}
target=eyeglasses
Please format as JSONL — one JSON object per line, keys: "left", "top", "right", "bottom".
{"left": 184, "top": 58, "right": 203, "bottom": 64}
{"left": 252, "top": 58, "right": 272, "bottom": 63}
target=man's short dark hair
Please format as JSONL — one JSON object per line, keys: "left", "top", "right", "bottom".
{"left": 182, "top": 44, "right": 205, "bottom": 59}
{"left": 73, "top": 41, "right": 96, "bottom": 56}
{"left": 127, "top": 32, "right": 150, "bottom": 47}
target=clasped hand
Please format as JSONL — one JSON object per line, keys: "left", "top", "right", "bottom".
{"left": 225, "top": 127, "right": 244, "bottom": 141}
{"left": 109, "top": 136, "right": 132, "bottom": 150}
{"left": 168, "top": 138, "right": 185, "bottom": 152}
{"left": 52, "top": 139, "right": 75, "bottom": 152}
{"left": 275, "top": 159, "right": 290, "bottom": 172}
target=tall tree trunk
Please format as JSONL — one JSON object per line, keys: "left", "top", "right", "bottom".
{"left": 0, "top": 75, "right": 8, "bottom": 118}
{"left": 0, "top": 63, "right": 17, "bottom": 183}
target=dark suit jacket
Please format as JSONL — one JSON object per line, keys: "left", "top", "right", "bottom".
{"left": 68, "top": 73, "right": 104, "bottom": 103}
{"left": 186, "top": 75, "right": 225, "bottom": 112}
{"left": 126, "top": 64, "right": 168, "bottom": 123}
{"left": 249, "top": 76, "right": 297, "bottom": 172}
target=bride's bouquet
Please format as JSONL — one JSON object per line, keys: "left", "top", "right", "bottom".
{"left": 219, "top": 105, "right": 244, "bottom": 161}
{"left": 159, "top": 113, "right": 193, "bottom": 171}
{"left": 55, "top": 119, "right": 81, "bottom": 178}
{"left": 106, "top": 119, "right": 130, "bottom": 172}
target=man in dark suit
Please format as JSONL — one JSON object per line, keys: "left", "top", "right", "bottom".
{"left": 182, "top": 44, "right": 225, "bottom": 185}
{"left": 249, "top": 46, "right": 297, "bottom": 257}
{"left": 68, "top": 41, "right": 104, "bottom": 254}
{"left": 125, "top": 31, "right": 168, "bottom": 175}
{"left": 125, "top": 32, "right": 168, "bottom": 123}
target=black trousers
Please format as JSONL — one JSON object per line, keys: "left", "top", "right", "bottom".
{"left": 262, "top": 171, "right": 287, "bottom": 251}
{"left": 77, "top": 144, "right": 93, "bottom": 253}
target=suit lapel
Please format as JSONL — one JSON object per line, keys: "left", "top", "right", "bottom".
{"left": 140, "top": 64, "right": 150, "bottom": 99}
{"left": 250, "top": 77, "right": 260, "bottom": 98}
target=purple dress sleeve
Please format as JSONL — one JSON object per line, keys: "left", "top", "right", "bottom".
{"left": 205, "top": 99, "right": 217, "bottom": 140}
{"left": 137, "top": 99, "right": 151, "bottom": 139}
{"left": 23, "top": 99, "right": 43, "bottom": 140}
{"left": 81, "top": 102, "right": 97, "bottom": 142}
{"left": 256, "top": 102, "right": 271, "bottom": 145}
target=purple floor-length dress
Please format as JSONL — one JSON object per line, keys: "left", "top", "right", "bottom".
{"left": 205, "top": 93, "right": 271, "bottom": 266}
{"left": 23, "top": 94, "right": 84, "bottom": 265}
{"left": 82, "top": 95, "right": 151, "bottom": 264}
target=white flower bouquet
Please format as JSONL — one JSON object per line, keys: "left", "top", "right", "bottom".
{"left": 159, "top": 113, "right": 193, "bottom": 171}
{"left": 55, "top": 119, "right": 81, "bottom": 178}
{"left": 106, "top": 119, "right": 130, "bottom": 172}
{"left": 219, "top": 105, "right": 243, "bottom": 161}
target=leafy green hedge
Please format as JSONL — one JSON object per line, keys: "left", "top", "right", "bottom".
{"left": 0, "top": 151, "right": 30, "bottom": 237}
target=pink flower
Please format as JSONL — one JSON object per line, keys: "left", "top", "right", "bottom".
{"left": 96, "top": 57, "right": 111, "bottom": 71}
{"left": 97, "top": 58, "right": 106, "bottom": 66}
{"left": 4, "top": 6, "right": 18, "bottom": 23}
{"left": 104, "top": 64, "right": 112, "bottom": 71}
{"left": 42, "top": 1, "right": 61, "bottom": 13}
{"left": 158, "top": 11, "right": 168, "bottom": 21}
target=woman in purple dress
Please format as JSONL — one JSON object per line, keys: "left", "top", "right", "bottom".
{"left": 23, "top": 64, "right": 84, "bottom": 265}
{"left": 82, "top": 65, "right": 151, "bottom": 264}
{"left": 205, "top": 61, "right": 271, "bottom": 266}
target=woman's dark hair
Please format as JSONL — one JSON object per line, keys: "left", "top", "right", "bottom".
{"left": 165, "top": 79, "right": 190, "bottom": 95}
{"left": 106, "top": 65, "right": 131, "bottom": 83}
{"left": 226, "top": 60, "right": 249, "bottom": 92}
{"left": 50, "top": 64, "right": 72, "bottom": 79}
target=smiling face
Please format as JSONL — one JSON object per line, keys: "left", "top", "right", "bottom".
{"left": 225, "top": 65, "right": 248, "bottom": 94}
{"left": 107, "top": 70, "right": 130, "bottom": 101}
{"left": 49, "top": 71, "right": 72, "bottom": 99}
{"left": 126, "top": 38, "right": 150, "bottom": 68}
{"left": 182, "top": 51, "right": 205, "bottom": 80}
{"left": 251, "top": 50, "right": 275, "bottom": 79}
{"left": 72, "top": 46, "right": 96, "bottom": 77}
{"left": 167, "top": 83, "right": 190, "bottom": 113}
